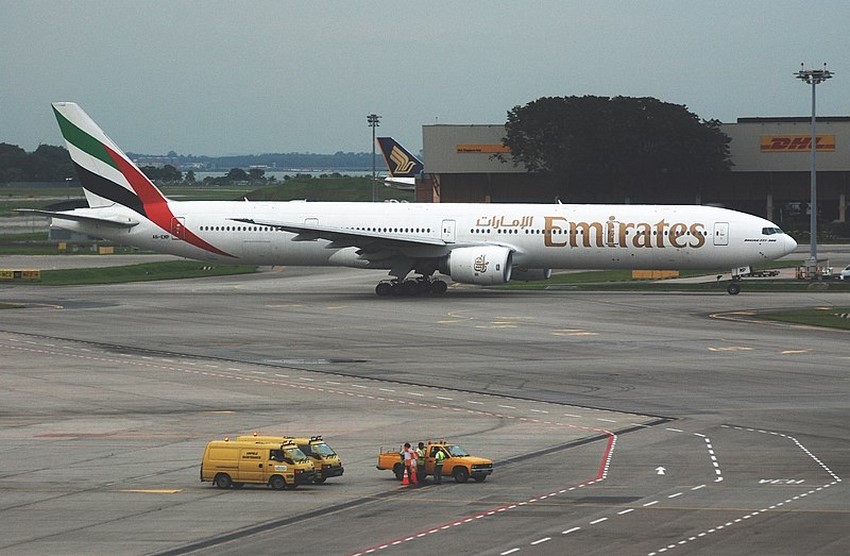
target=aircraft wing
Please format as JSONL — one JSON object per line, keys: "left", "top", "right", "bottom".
{"left": 15, "top": 208, "right": 140, "bottom": 228}
{"left": 229, "top": 216, "right": 481, "bottom": 266}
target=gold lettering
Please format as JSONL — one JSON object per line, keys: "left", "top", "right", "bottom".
{"left": 571, "top": 221, "right": 604, "bottom": 247}
{"left": 654, "top": 219, "right": 669, "bottom": 248}
{"left": 632, "top": 223, "right": 652, "bottom": 248}
{"left": 669, "top": 222, "right": 687, "bottom": 248}
{"left": 606, "top": 216, "right": 617, "bottom": 247}
{"left": 689, "top": 223, "right": 706, "bottom": 248}
{"left": 619, "top": 222, "right": 634, "bottom": 248}
{"left": 544, "top": 216, "right": 568, "bottom": 247}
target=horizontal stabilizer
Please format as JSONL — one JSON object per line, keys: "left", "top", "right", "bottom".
{"left": 15, "top": 208, "right": 139, "bottom": 228}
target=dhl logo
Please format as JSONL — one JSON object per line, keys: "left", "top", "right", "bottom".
{"left": 389, "top": 146, "right": 416, "bottom": 174}
{"left": 760, "top": 135, "right": 835, "bottom": 152}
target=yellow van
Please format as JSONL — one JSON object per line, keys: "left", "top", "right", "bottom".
{"left": 237, "top": 434, "right": 344, "bottom": 484}
{"left": 200, "top": 439, "right": 315, "bottom": 490}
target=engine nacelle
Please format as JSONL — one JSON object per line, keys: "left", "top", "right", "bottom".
{"left": 511, "top": 267, "right": 552, "bottom": 282}
{"left": 444, "top": 246, "right": 513, "bottom": 285}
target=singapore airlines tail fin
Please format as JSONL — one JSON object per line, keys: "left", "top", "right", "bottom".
{"left": 52, "top": 102, "right": 169, "bottom": 213}
{"left": 376, "top": 137, "right": 423, "bottom": 190}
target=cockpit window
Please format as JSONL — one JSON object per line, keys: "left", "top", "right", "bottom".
{"left": 762, "top": 227, "right": 784, "bottom": 235}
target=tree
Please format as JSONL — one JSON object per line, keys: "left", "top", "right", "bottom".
{"left": 226, "top": 167, "right": 248, "bottom": 182}
{"left": 502, "top": 96, "right": 731, "bottom": 202}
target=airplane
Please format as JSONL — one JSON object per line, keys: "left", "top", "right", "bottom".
{"left": 376, "top": 137, "right": 423, "bottom": 191}
{"left": 21, "top": 102, "right": 797, "bottom": 297}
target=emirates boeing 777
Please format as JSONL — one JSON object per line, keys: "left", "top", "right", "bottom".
{"left": 22, "top": 102, "right": 797, "bottom": 296}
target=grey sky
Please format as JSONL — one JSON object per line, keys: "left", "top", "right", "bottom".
{"left": 2, "top": 1, "right": 849, "bottom": 157}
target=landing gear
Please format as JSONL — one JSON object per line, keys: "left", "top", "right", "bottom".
{"left": 375, "top": 278, "right": 448, "bottom": 297}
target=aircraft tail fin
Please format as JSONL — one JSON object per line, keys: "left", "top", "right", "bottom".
{"left": 52, "top": 102, "right": 169, "bottom": 215}
{"left": 376, "top": 137, "right": 423, "bottom": 177}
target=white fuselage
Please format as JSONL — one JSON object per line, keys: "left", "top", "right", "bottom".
{"left": 52, "top": 201, "right": 797, "bottom": 273}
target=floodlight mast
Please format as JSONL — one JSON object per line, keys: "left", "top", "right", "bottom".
{"left": 367, "top": 113, "right": 381, "bottom": 202}
{"left": 795, "top": 63, "right": 833, "bottom": 276}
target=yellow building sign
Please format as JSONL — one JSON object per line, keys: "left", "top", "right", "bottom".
{"left": 760, "top": 134, "right": 835, "bottom": 152}
{"left": 456, "top": 144, "right": 511, "bottom": 154}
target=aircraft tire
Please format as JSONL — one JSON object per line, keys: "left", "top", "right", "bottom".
{"left": 430, "top": 280, "right": 448, "bottom": 294}
{"left": 376, "top": 282, "right": 394, "bottom": 297}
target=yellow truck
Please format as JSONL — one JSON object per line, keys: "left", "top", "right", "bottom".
{"left": 237, "top": 434, "right": 344, "bottom": 484}
{"left": 200, "top": 439, "right": 315, "bottom": 490}
{"left": 376, "top": 441, "right": 494, "bottom": 483}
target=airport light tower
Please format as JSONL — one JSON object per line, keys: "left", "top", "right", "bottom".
{"left": 795, "top": 63, "right": 833, "bottom": 276}
{"left": 367, "top": 113, "right": 381, "bottom": 202}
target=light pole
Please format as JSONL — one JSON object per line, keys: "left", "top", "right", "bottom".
{"left": 367, "top": 113, "right": 381, "bottom": 202}
{"left": 795, "top": 63, "right": 833, "bottom": 277}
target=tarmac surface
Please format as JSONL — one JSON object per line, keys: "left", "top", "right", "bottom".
{"left": 0, "top": 261, "right": 849, "bottom": 555}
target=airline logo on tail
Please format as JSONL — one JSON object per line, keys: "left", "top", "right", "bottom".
{"left": 376, "top": 137, "right": 423, "bottom": 177}
{"left": 52, "top": 102, "right": 232, "bottom": 257}
{"left": 389, "top": 146, "right": 416, "bottom": 174}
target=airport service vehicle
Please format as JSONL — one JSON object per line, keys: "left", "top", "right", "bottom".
{"left": 26, "top": 102, "right": 797, "bottom": 296}
{"left": 237, "top": 434, "right": 343, "bottom": 483}
{"left": 841, "top": 265, "right": 850, "bottom": 281}
{"left": 200, "top": 439, "right": 315, "bottom": 490}
{"left": 376, "top": 441, "right": 494, "bottom": 483}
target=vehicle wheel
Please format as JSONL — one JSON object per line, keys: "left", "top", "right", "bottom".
{"left": 269, "top": 475, "right": 286, "bottom": 490}
{"left": 393, "top": 463, "right": 405, "bottom": 481}
{"left": 726, "top": 282, "right": 741, "bottom": 295}
{"left": 430, "top": 280, "right": 448, "bottom": 294}
{"left": 472, "top": 473, "right": 487, "bottom": 482}
{"left": 452, "top": 467, "right": 469, "bottom": 483}
{"left": 314, "top": 477, "right": 326, "bottom": 484}
{"left": 376, "top": 282, "right": 393, "bottom": 297}
{"left": 214, "top": 473, "right": 232, "bottom": 489}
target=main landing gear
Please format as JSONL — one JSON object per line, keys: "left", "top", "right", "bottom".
{"left": 375, "top": 278, "right": 448, "bottom": 297}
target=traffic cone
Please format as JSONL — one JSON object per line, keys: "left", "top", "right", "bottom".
{"left": 401, "top": 468, "right": 409, "bottom": 486}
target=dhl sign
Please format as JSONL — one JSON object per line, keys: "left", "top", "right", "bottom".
{"left": 456, "top": 144, "right": 511, "bottom": 154}
{"left": 760, "top": 134, "right": 835, "bottom": 152}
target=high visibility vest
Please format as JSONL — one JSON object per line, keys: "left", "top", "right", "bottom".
{"left": 435, "top": 451, "right": 445, "bottom": 465}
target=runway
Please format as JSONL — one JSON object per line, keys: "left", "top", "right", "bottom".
{"left": 0, "top": 266, "right": 848, "bottom": 555}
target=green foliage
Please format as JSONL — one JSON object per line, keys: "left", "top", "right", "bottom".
{"left": 0, "top": 143, "right": 74, "bottom": 182}
{"left": 37, "top": 261, "right": 257, "bottom": 285}
{"left": 139, "top": 164, "right": 182, "bottom": 183}
{"left": 502, "top": 96, "right": 731, "bottom": 202}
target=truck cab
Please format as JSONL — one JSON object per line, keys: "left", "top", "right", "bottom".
{"left": 237, "top": 434, "right": 344, "bottom": 484}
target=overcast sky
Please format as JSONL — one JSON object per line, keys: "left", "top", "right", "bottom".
{"left": 2, "top": 1, "right": 849, "bottom": 157}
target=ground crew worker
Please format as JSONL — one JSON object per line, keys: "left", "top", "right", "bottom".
{"left": 402, "top": 442, "right": 415, "bottom": 485}
{"left": 433, "top": 447, "right": 446, "bottom": 484}
{"left": 416, "top": 442, "right": 426, "bottom": 484}
{"left": 409, "top": 443, "right": 419, "bottom": 485}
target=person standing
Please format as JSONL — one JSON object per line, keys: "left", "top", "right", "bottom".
{"left": 433, "top": 447, "right": 446, "bottom": 484}
{"left": 416, "top": 442, "right": 426, "bottom": 484}
{"left": 402, "top": 443, "right": 414, "bottom": 485}
{"left": 409, "top": 443, "right": 419, "bottom": 485}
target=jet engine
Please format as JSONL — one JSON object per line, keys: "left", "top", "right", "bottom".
{"left": 511, "top": 267, "right": 552, "bottom": 281}
{"left": 443, "top": 246, "right": 513, "bottom": 285}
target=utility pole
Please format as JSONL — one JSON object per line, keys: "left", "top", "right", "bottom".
{"left": 367, "top": 113, "right": 381, "bottom": 202}
{"left": 795, "top": 63, "right": 833, "bottom": 278}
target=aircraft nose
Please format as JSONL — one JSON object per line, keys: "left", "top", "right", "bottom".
{"left": 783, "top": 234, "right": 798, "bottom": 255}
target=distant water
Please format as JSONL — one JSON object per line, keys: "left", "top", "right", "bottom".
{"left": 194, "top": 170, "right": 375, "bottom": 180}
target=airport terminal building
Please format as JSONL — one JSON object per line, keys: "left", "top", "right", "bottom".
{"left": 417, "top": 118, "right": 850, "bottom": 226}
